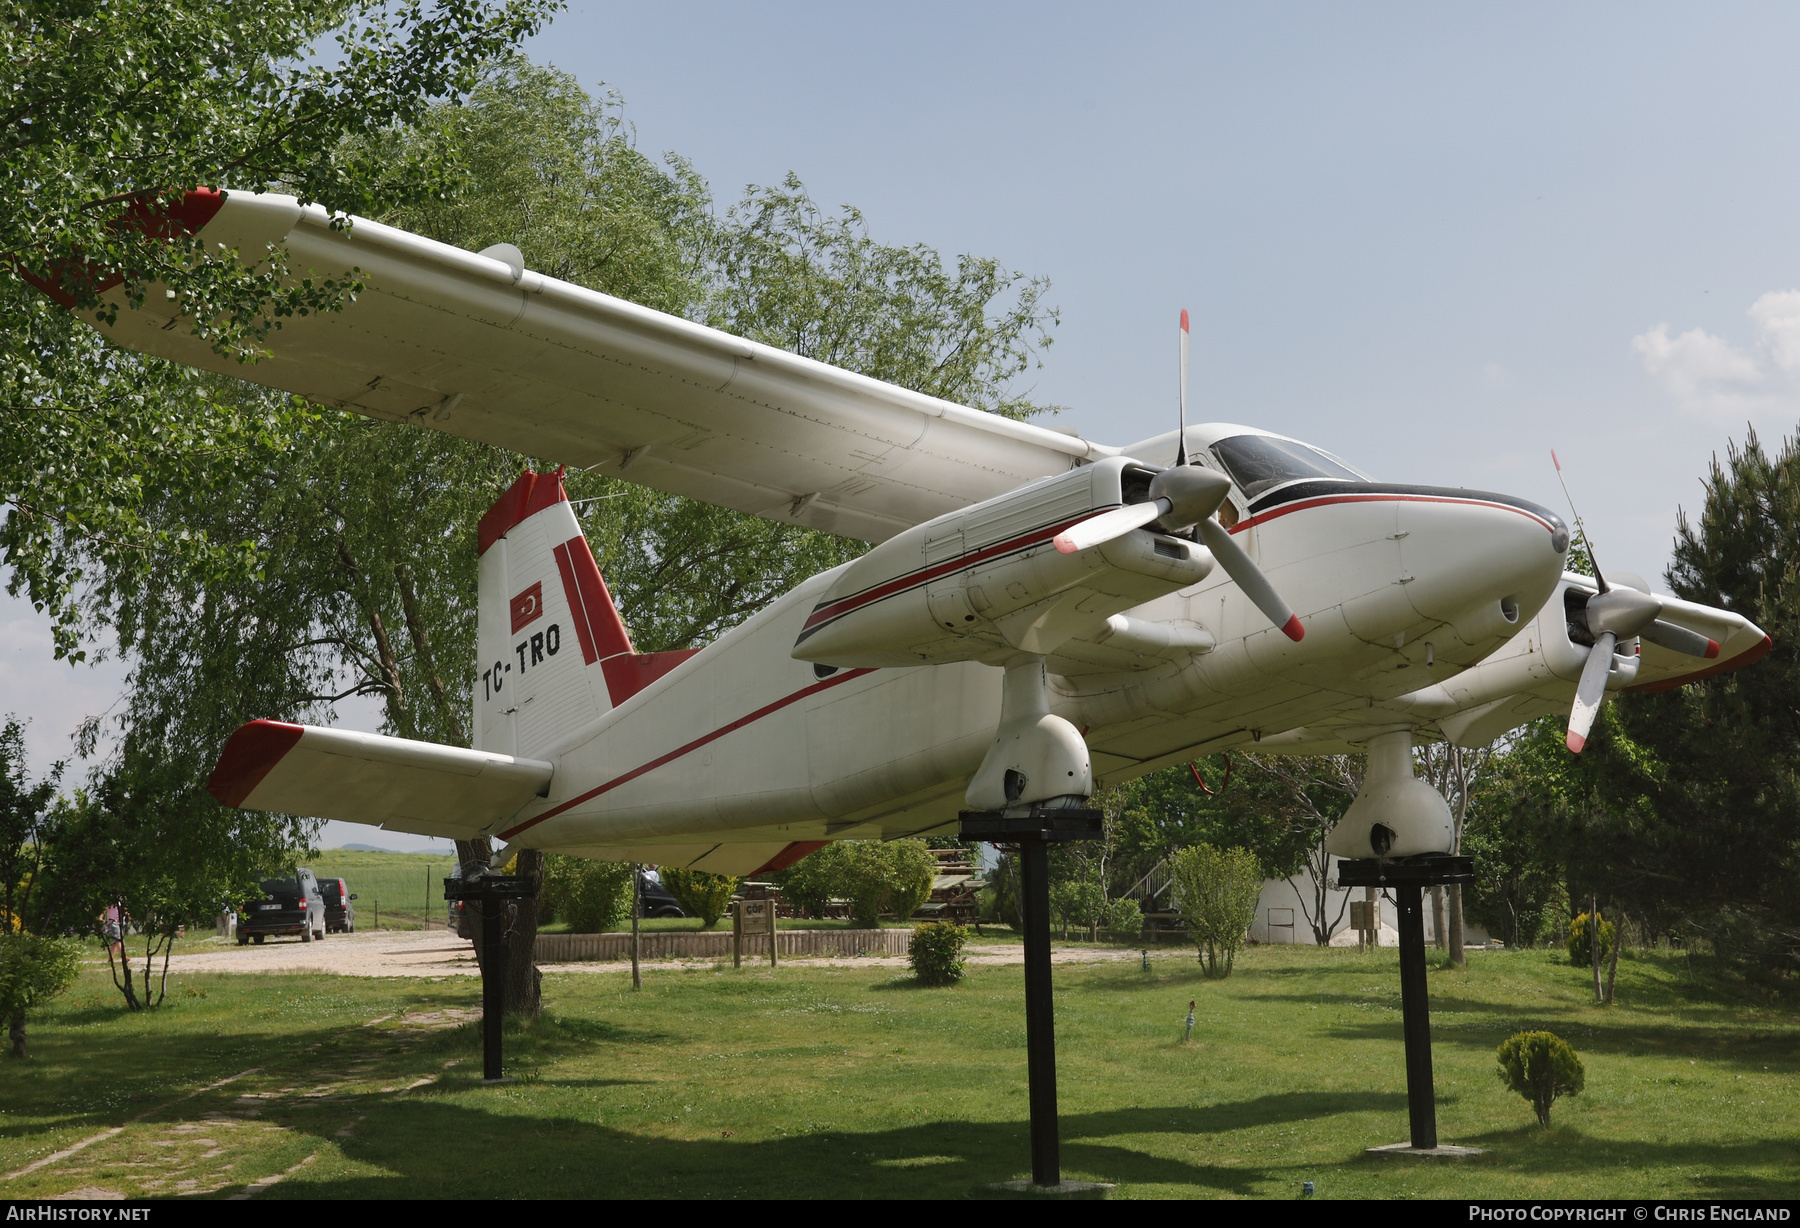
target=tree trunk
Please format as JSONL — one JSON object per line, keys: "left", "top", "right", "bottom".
{"left": 454, "top": 837, "right": 494, "bottom": 974}
{"left": 1590, "top": 894, "right": 1603, "bottom": 1004}
{"left": 1430, "top": 885, "right": 1446, "bottom": 951}
{"left": 9, "top": 1008, "right": 25, "bottom": 1058}
{"left": 503, "top": 849, "right": 544, "bottom": 1017}
{"left": 1447, "top": 884, "right": 1466, "bottom": 966}
{"left": 1603, "top": 902, "right": 1622, "bottom": 1005}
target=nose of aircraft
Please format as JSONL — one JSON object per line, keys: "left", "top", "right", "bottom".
{"left": 1395, "top": 486, "right": 1568, "bottom": 651}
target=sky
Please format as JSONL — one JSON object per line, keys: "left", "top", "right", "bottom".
{"left": 6, "top": 2, "right": 1800, "bottom": 842}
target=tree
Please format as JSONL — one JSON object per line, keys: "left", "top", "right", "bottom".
{"left": 1495, "top": 1030, "right": 1585, "bottom": 1128}
{"left": 1169, "top": 843, "right": 1262, "bottom": 978}
{"left": 0, "top": 933, "right": 82, "bottom": 1058}
{"left": 2, "top": 0, "right": 559, "bottom": 661}
{"left": 907, "top": 922, "right": 968, "bottom": 987}
{"left": 539, "top": 855, "right": 633, "bottom": 933}
{"left": 41, "top": 751, "right": 309, "bottom": 1010}
{"left": 659, "top": 867, "right": 737, "bottom": 929}
{"left": 0, "top": 716, "right": 60, "bottom": 933}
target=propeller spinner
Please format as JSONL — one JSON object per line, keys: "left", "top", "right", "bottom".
{"left": 1053, "top": 310, "right": 1304, "bottom": 643}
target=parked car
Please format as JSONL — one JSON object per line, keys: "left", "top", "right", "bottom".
{"left": 239, "top": 869, "right": 325, "bottom": 944}
{"left": 318, "top": 877, "right": 357, "bottom": 933}
{"left": 639, "top": 870, "right": 684, "bottom": 918}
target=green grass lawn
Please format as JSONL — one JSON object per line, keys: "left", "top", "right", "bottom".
{"left": 2, "top": 945, "right": 1794, "bottom": 1199}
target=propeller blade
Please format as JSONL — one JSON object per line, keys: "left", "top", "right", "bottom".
{"left": 1639, "top": 619, "right": 1720, "bottom": 659}
{"left": 1196, "top": 519, "right": 1304, "bottom": 641}
{"left": 1566, "top": 631, "right": 1617, "bottom": 753}
{"left": 1054, "top": 500, "right": 1166, "bottom": 554}
{"left": 1176, "top": 309, "right": 1190, "bottom": 467}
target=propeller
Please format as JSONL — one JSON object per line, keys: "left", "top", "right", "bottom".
{"left": 1053, "top": 310, "right": 1304, "bottom": 643}
{"left": 1552, "top": 451, "right": 1719, "bottom": 753}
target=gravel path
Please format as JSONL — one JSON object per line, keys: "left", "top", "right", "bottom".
{"left": 152, "top": 930, "right": 1172, "bottom": 978}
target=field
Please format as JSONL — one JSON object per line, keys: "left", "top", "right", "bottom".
{"left": 2, "top": 944, "right": 1795, "bottom": 1199}
{"left": 306, "top": 850, "right": 457, "bottom": 928}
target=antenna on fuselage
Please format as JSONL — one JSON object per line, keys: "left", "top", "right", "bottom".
{"left": 1175, "top": 309, "right": 1190, "bottom": 467}
{"left": 1550, "top": 449, "right": 1607, "bottom": 593}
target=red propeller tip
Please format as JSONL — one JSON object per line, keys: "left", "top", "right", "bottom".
{"left": 1705, "top": 639, "right": 1720, "bottom": 659}
{"left": 1566, "top": 731, "right": 1586, "bottom": 754}
{"left": 1281, "top": 614, "right": 1305, "bottom": 642}
{"left": 1052, "top": 533, "right": 1080, "bottom": 555}
{"left": 1180, "top": 308, "right": 1189, "bottom": 332}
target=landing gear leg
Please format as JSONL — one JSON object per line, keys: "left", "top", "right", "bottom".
{"left": 961, "top": 654, "right": 1104, "bottom": 1191}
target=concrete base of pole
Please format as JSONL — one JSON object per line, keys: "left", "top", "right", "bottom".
{"left": 1365, "top": 1142, "right": 1486, "bottom": 1159}
{"left": 984, "top": 1179, "right": 1115, "bottom": 1198}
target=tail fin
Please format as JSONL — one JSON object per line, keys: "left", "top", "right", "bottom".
{"left": 475, "top": 470, "right": 697, "bottom": 758}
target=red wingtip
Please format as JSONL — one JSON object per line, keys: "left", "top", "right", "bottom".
{"left": 1566, "top": 730, "right": 1586, "bottom": 754}
{"left": 1705, "top": 639, "right": 1720, "bottom": 659}
{"left": 1281, "top": 614, "right": 1305, "bottom": 642}
{"left": 207, "top": 719, "right": 304, "bottom": 808}
{"left": 1180, "top": 308, "right": 1190, "bottom": 332}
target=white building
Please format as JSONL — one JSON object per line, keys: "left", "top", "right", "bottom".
{"left": 1246, "top": 857, "right": 1493, "bottom": 947}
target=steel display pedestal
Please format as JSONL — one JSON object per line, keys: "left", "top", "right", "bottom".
{"left": 1336, "top": 854, "right": 1475, "bottom": 1152}
{"left": 961, "top": 807, "right": 1105, "bottom": 1191}
{"left": 443, "top": 874, "right": 539, "bottom": 1082}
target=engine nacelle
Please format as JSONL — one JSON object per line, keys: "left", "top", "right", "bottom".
{"left": 793, "top": 457, "right": 1214, "bottom": 668}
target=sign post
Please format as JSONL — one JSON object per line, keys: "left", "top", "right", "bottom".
{"left": 443, "top": 873, "right": 539, "bottom": 1083}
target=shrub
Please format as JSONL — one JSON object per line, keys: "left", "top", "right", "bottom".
{"left": 1567, "top": 912, "right": 1617, "bottom": 967}
{"left": 908, "top": 922, "right": 968, "bottom": 986}
{"left": 659, "top": 867, "right": 739, "bottom": 928}
{"left": 539, "top": 857, "right": 634, "bottom": 933}
{"left": 1102, "top": 896, "right": 1143, "bottom": 941}
{"left": 781, "top": 840, "right": 936, "bottom": 927}
{"left": 778, "top": 842, "right": 852, "bottom": 918}
{"left": 1169, "top": 843, "right": 1262, "bottom": 978}
{"left": 1496, "top": 1030, "right": 1585, "bottom": 1127}
{"left": 0, "top": 933, "right": 82, "bottom": 1058}
{"left": 1050, "top": 880, "right": 1105, "bottom": 937}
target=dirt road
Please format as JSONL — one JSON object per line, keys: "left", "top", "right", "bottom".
{"left": 155, "top": 929, "right": 1171, "bottom": 978}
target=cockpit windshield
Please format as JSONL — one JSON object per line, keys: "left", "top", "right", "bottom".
{"left": 1210, "top": 434, "right": 1366, "bottom": 499}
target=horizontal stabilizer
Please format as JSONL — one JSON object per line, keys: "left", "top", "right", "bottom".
{"left": 208, "top": 720, "right": 552, "bottom": 840}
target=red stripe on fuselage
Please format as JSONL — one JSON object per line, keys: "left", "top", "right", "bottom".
{"left": 1232, "top": 492, "right": 1560, "bottom": 536}
{"left": 496, "top": 668, "right": 877, "bottom": 842}
{"left": 798, "top": 513, "right": 1102, "bottom": 640}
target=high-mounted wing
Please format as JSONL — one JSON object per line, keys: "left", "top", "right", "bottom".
{"left": 83, "top": 190, "right": 1108, "bottom": 543}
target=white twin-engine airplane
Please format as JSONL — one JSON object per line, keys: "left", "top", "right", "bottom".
{"left": 74, "top": 191, "right": 1768, "bottom": 875}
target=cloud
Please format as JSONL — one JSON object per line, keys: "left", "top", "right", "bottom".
{"left": 1633, "top": 291, "right": 1800, "bottom": 420}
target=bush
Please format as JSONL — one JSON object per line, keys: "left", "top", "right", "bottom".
{"left": 908, "top": 922, "right": 968, "bottom": 986}
{"left": 1567, "top": 912, "right": 1617, "bottom": 967}
{"left": 1495, "top": 1030, "right": 1585, "bottom": 1127}
{"left": 1102, "top": 896, "right": 1143, "bottom": 941}
{"left": 1169, "top": 843, "right": 1262, "bottom": 978}
{"left": 659, "top": 867, "right": 738, "bottom": 928}
{"left": 0, "top": 933, "right": 82, "bottom": 1058}
{"left": 777, "top": 840, "right": 937, "bottom": 927}
{"left": 539, "top": 857, "right": 634, "bottom": 932}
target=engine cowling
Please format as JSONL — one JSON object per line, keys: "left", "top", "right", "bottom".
{"left": 792, "top": 457, "right": 1215, "bottom": 669}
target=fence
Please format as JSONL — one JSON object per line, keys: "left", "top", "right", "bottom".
{"left": 532, "top": 927, "right": 910, "bottom": 963}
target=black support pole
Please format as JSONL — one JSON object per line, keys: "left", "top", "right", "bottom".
{"left": 482, "top": 899, "right": 506, "bottom": 1082}
{"left": 1395, "top": 884, "right": 1437, "bottom": 1149}
{"left": 1019, "top": 838, "right": 1059, "bottom": 1187}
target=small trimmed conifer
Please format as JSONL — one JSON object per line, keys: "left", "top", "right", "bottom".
{"left": 908, "top": 922, "right": 968, "bottom": 986}
{"left": 1495, "top": 1030, "right": 1585, "bottom": 1127}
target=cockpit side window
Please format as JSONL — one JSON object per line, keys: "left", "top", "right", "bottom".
{"left": 1210, "top": 434, "right": 1366, "bottom": 499}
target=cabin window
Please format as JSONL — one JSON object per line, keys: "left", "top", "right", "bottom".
{"left": 1211, "top": 434, "right": 1366, "bottom": 499}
